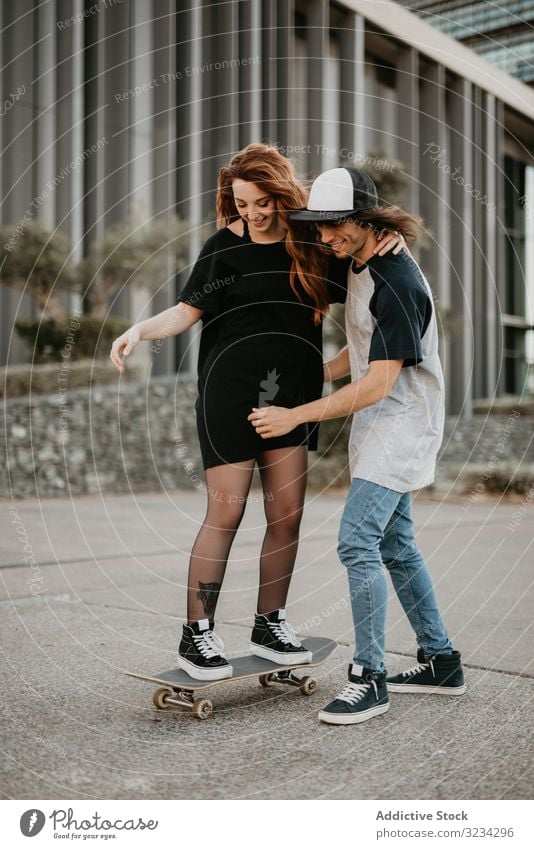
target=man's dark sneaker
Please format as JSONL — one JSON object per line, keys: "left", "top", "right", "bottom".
{"left": 318, "top": 663, "right": 390, "bottom": 725}
{"left": 177, "top": 619, "right": 233, "bottom": 681}
{"left": 386, "top": 648, "right": 466, "bottom": 695}
{"left": 250, "top": 609, "right": 312, "bottom": 665}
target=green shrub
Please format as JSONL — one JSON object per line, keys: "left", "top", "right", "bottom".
{"left": 14, "top": 316, "right": 130, "bottom": 363}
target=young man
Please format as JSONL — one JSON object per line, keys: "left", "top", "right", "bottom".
{"left": 248, "top": 167, "right": 466, "bottom": 725}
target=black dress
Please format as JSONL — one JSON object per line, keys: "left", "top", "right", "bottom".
{"left": 177, "top": 221, "right": 348, "bottom": 469}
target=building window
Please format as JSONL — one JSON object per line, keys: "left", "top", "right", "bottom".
{"left": 502, "top": 154, "right": 532, "bottom": 394}
{"left": 504, "top": 155, "right": 526, "bottom": 317}
{"left": 503, "top": 326, "right": 527, "bottom": 396}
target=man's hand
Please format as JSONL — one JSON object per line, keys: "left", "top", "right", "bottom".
{"left": 248, "top": 406, "right": 299, "bottom": 438}
{"left": 249, "top": 359, "right": 404, "bottom": 434}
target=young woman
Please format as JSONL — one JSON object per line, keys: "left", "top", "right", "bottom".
{"left": 110, "top": 144, "right": 405, "bottom": 680}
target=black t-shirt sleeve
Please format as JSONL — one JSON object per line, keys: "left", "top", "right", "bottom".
{"left": 368, "top": 271, "right": 432, "bottom": 368}
{"left": 325, "top": 256, "right": 350, "bottom": 304}
{"left": 177, "top": 232, "right": 233, "bottom": 316}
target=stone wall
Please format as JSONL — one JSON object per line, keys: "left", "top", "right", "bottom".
{"left": 1, "top": 377, "right": 533, "bottom": 499}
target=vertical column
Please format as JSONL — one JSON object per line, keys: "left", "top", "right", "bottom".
{"left": 83, "top": 0, "right": 107, "bottom": 254}
{"left": 175, "top": 3, "right": 194, "bottom": 222}
{"left": 448, "top": 78, "right": 474, "bottom": 418}
{"left": 238, "top": 0, "right": 262, "bottom": 147}
{"left": 34, "top": 0, "right": 56, "bottom": 230}
{"left": 397, "top": 47, "right": 419, "bottom": 215}
{"left": 176, "top": 0, "right": 203, "bottom": 374}
{"left": 0, "top": 0, "right": 2, "bottom": 226}
{"left": 56, "top": 0, "right": 84, "bottom": 282}
{"left": 201, "top": 0, "right": 239, "bottom": 209}
{"left": 0, "top": 0, "right": 38, "bottom": 365}
{"left": 306, "top": 0, "right": 328, "bottom": 175}
{"left": 340, "top": 12, "right": 366, "bottom": 163}
{"left": 127, "top": 0, "right": 155, "bottom": 373}
{"left": 58, "top": 0, "right": 84, "bottom": 317}
{"left": 188, "top": 0, "right": 203, "bottom": 231}
{"left": 152, "top": 0, "right": 177, "bottom": 376}
{"left": 495, "top": 99, "right": 506, "bottom": 397}
{"left": 419, "top": 62, "right": 451, "bottom": 406}
{"left": 0, "top": 0, "right": 3, "bottom": 363}
{"left": 103, "top": 0, "right": 131, "bottom": 223}
{"left": 276, "top": 0, "right": 294, "bottom": 148}
{"left": 472, "top": 86, "right": 486, "bottom": 399}
{"left": 260, "top": 0, "right": 278, "bottom": 142}
{"left": 1, "top": 0, "right": 35, "bottom": 222}
{"left": 484, "top": 92, "right": 498, "bottom": 399}
{"left": 129, "top": 0, "right": 154, "bottom": 213}
{"left": 105, "top": 0, "right": 134, "bottom": 319}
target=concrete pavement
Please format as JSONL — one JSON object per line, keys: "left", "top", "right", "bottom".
{"left": 1, "top": 488, "right": 533, "bottom": 799}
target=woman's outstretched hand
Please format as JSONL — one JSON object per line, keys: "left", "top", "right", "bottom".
{"left": 110, "top": 326, "right": 141, "bottom": 373}
{"left": 373, "top": 230, "right": 411, "bottom": 257}
{"left": 248, "top": 406, "right": 298, "bottom": 438}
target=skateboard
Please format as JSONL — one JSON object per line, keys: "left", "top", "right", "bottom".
{"left": 125, "top": 636, "right": 337, "bottom": 720}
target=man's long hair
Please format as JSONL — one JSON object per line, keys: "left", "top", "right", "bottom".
{"left": 349, "top": 205, "right": 422, "bottom": 243}
{"left": 216, "top": 143, "right": 330, "bottom": 325}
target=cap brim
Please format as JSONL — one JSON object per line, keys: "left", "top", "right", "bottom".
{"left": 290, "top": 206, "right": 373, "bottom": 222}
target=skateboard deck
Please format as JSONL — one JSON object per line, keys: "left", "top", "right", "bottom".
{"left": 125, "top": 636, "right": 336, "bottom": 719}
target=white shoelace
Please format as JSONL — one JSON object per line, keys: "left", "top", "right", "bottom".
{"left": 336, "top": 680, "right": 378, "bottom": 704}
{"left": 269, "top": 619, "right": 301, "bottom": 647}
{"left": 401, "top": 660, "right": 434, "bottom": 678}
{"left": 193, "top": 630, "right": 226, "bottom": 659}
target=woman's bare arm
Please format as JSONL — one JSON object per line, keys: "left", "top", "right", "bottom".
{"left": 136, "top": 302, "right": 203, "bottom": 341}
{"left": 110, "top": 302, "right": 203, "bottom": 373}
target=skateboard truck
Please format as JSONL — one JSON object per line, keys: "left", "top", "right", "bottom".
{"left": 259, "top": 669, "right": 317, "bottom": 695}
{"left": 153, "top": 687, "right": 214, "bottom": 720}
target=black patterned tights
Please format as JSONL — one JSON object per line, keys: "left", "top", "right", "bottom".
{"left": 186, "top": 446, "right": 308, "bottom": 623}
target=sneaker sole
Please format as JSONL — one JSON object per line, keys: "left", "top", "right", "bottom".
{"left": 318, "top": 702, "right": 390, "bottom": 725}
{"left": 176, "top": 656, "right": 233, "bottom": 681}
{"left": 249, "top": 643, "right": 313, "bottom": 665}
{"left": 387, "top": 682, "right": 466, "bottom": 695}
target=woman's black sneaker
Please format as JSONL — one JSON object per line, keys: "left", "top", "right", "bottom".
{"left": 177, "top": 619, "right": 233, "bottom": 681}
{"left": 250, "top": 609, "right": 312, "bottom": 665}
{"left": 386, "top": 648, "right": 466, "bottom": 695}
{"left": 318, "top": 663, "right": 390, "bottom": 725}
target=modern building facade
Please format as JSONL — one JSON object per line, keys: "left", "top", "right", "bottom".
{"left": 1, "top": 0, "right": 534, "bottom": 416}
{"left": 397, "top": 1, "right": 534, "bottom": 85}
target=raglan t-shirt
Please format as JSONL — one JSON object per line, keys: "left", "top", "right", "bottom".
{"left": 345, "top": 250, "right": 445, "bottom": 492}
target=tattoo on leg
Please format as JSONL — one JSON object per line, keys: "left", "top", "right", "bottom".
{"left": 196, "top": 581, "right": 221, "bottom": 618}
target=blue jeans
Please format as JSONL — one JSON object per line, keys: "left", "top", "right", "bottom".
{"left": 337, "top": 478, "right": 454, "bottom": 674}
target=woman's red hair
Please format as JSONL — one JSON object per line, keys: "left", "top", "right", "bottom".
{"left": 216, "top": 143, "right": 329, "bottom": 325}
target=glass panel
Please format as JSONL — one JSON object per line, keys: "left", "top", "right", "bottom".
{"left": 525, "top": 165, "right": 534, "bottom": 384}
{"left": 503, "top": 327, "right": 528, "bottom": 395}
{"left": 504, "top": 156, "right": 528, "bottom": 317}
{"left": 396, "top": 2, "right": 534, "bottom": 82}
{"left": 504, "top": 235, "right": 526, "bottom": 316}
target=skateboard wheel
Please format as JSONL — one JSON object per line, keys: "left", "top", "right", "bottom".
{"left": 153, "top": 687, "right": 174, "bottom": 709}
{"left": 259, "top": 673, "right": 276, "bottom": 688}
{"left": 299, "top": 676, "right": 317, "bottom": 696}
{"left": 192, "top": 698, "right": 213, "bottom": 720}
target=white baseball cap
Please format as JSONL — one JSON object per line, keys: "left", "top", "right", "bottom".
{"left": 291, "top": 167, "right": 378, "bottom": 221}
